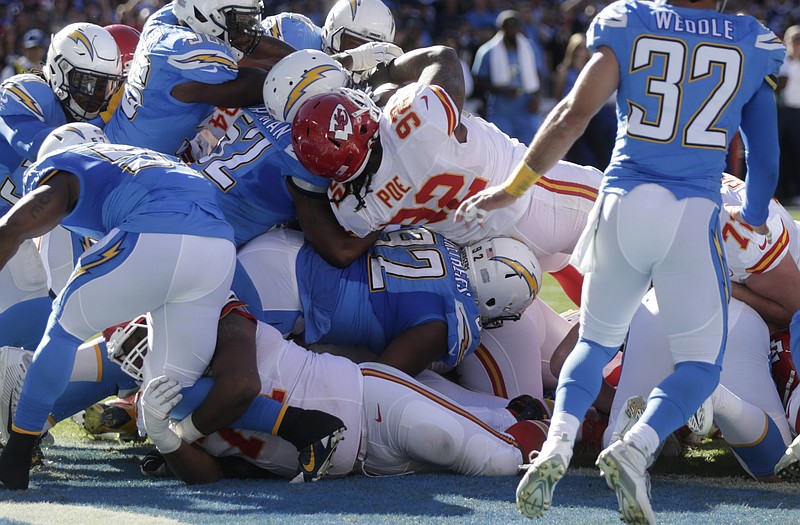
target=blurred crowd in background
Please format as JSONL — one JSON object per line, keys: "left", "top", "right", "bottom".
{"left": 3, "top": 0, "right": 800, "bottom": 192}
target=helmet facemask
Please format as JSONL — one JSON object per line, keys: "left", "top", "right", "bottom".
{"left": 65, "top": 66, "right": 122, "bottom": 119}
{"left": 220, "top": 5, "right": 264, "bottom": 55}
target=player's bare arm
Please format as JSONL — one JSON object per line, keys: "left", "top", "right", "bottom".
{"left": 738, "top": 255, "right": 800, "bottom": 327}
{"left": 187, "top": 311, "right": 261, "bottom": 436}
{"left": 237, "top": 34, "right": 295, "bottom": 70}
{"left": 366, "top": 45, "right": 465, "bottom": 115}
{"left": 0, "top": 171, "right": 77, "bottom": 269}
{"left": 377, "top": 321, "right": 449, "bottom": 377}
{"left": 288, "top": 182, "right": 381, "bottom": 268}
{"left": 171, "top": 67, "right": 268, "bottom": 107}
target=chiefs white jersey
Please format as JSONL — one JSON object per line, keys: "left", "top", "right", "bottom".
{"left": 200, "top": 322, "right": 364, "bottom": 478}
{"left": 720, "top": 174, "right": 799, "bottom": 282}
{"left": 329, "top": 82, "right": 532, "bottom": 244}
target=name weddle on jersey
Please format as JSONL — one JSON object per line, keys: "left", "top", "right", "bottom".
{"left": 1, "top": 0, "right": 800, "bottom": 523}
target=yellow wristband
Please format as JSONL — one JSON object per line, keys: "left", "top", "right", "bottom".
{"left": 502, "top": 161, "right": 542, "bottom": 198}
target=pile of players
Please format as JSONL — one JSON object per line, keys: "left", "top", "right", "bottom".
{"left": 0, "top": 0, "right": 799, "bottom": 523}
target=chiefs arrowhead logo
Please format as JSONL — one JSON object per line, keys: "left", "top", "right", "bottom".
{"left": 329, "top": 104, "right": 353, "bottom": 140}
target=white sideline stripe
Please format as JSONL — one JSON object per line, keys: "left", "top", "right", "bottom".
{"left": 0, "top": 503, "right": 188, "bottom": 525}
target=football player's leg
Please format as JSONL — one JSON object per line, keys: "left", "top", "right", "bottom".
{"left": 360, "top": 362, "right": 523, "bottom": 476}
{"left": 237, "top": 229, "right": 304, "bottom": 335}
{"left": 457, "top": 302, "right": 546, "bottom": 400}
{"left": 710, "top": 384, "right": 787, "bottom": 480}
{"left": 0, "top": 239, "right": 52, "bottom": 348}
{"left": 641, "top": 197, "right": 726, "bottom": 451}
{"left": 603, "top": 291, "right": 672, "bottom": 448}
{"left": 141, "top": 234, "right": 235, "bottom": 388}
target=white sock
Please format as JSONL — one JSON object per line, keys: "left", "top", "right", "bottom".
{"left": 548, "top": 412, "right": 581, "bottom": 444}
{"left": 623, "top": 422, "right": 660, "bottom": 459}
{"left": 712, "top": 385, "right": 768, "bottom": 445}
{"left": 69, "top": 338, "right": 104, "bottom": 382}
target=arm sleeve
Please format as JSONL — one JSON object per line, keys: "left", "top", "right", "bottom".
{"left": 739, "top": 82, "right": 780, "bottom": 227}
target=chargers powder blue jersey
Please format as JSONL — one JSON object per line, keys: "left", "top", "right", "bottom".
{"left": 105, "top": 3, "right": 239, "bottom": 154}
{"left": 0, "top": 74, "right": 70, "bottom": 214}
{"left": 25, "top": 143, "right": 233, "bottom": 242}
{"left": 191, "top": 105, "right": 328, "bottom": 246}
{"left": 298, "top": 228, "right": 481, "bottom": 368}
{"left": 589, "top": 0, "right": 785, "bottom": 204}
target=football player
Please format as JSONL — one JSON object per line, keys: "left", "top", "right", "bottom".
{"left": 0, "top": 23, "right": 124, "bottom": 349}
{"left": 238, "top": 226, "right": 540, "bottom": 376}
{"left": 0, "top": 124, "right": 238, "bottom": 490}
{"left": 290, "top": 46, "right": 600, "bottom": 299}
{"left": 137, "top": 295, "right": 551, "bottom": 483}
{"left": 103, "top": 0, "right": 293, "bottom": 155}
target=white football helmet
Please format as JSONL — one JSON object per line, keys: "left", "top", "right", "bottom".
{"left": 103, "top": 316, "right": 149, "bottom": 382}
{"left": 464, "top": 237, "right": 542, "bottom": 328}
{"left": 263, "top": 49, "right": 352, "bottom": 123}
{"left": 262, "top": 12, "right": 322, "bottom": 51}
{"left": 37, "top": 122, "right": 109, "bottom": 160}
{"left": 44, "top": 23, "right": 123, "bottom": 121}
{"left": 173, "top": 0, "right": 264, "bottom": 55}
{"left": 322, "top": 0, "right": 396, "bottom": 54}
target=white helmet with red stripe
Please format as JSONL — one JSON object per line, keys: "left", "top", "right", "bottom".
{"left": 103, "top": 316, "right": 148, "bottom": 381}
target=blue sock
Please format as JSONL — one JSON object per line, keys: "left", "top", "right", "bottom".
{"left": 555, "top": 337, "right": 619, "bottom": 418}
{"left": 730, "top": 415, "right": 788, "bottom": 478}
{"left": 0, "top": 297, "right": 52, "bottom": 349}
{"left": 174, "top": 376, "right": 283, "bottom": 434}
{"left": 14, "top": 321, "right": 82, "bottom": 433}
{"left": 643, "top": 360, "right": 720, "bottom": 441}
{"left": 50, "top": 349, "right": 138, "bottom": 422}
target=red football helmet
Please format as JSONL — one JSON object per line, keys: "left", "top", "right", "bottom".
{"left": 291, "top": 88, "right": 380, "bottom": 184}
{"left": 104, "top": 24, "right": 141, "bottom": 76}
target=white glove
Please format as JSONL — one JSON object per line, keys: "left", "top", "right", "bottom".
{"left": 344, "top": 42, "right": 403, "bottom": 72}
{"left": 141, "top": 375, "right": 183, "bottom": 454}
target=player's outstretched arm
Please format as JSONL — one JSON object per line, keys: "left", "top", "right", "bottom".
{"left": 171, "top": 67, "right": 268, "bottom": 108}
{"left": 0, "top": 171, "right": 77, "bottom": 270}
{"left": 238, "top": 35, "right": 295, "bottom": 70}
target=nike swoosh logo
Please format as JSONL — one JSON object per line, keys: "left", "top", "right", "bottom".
{"left": 302, "top": 445, "right": 316, "bottom": 473}
{"left": 375, "top": 404, "right": 382, "bottom": 423}
{"left": 758, "top": 238, "right": 768, "bottom": 250}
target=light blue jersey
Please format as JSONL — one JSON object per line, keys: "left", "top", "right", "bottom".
{"left": 191, "top": 105, "right": 328, "bottom": 247}
{"left": 0, "top": 74, "right": 70, "bottom": 215}
{"left": 105, "top": 3, "right": 239, "bottom": 154}
{"left": 298, "top": 227, "right": 482, "bottom": 368}
{"left": 590, "top": 0, "right": 785, "bottom": 205}
{"left": 25, "top": 143, "right": 233, "bottom": 242}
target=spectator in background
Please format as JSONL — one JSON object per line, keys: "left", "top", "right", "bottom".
{"left": 472, "top": 9, "right": 541, "bottom": 143}
{"left": 552, "top": 32, "right": 594, "bottom": 167}
{"left": 778, "top": 25, "right": 800, "bottom": 203}
{"left": 0, "top": 28, "right": 46, "bottom": 82}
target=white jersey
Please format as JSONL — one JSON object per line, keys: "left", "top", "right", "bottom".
{"left": 329, "top": 82, "right": 531, "bottom": 244}
{"left": 200, "top": 323, "right": 529, "bottom": 478}
{"left": 720, "top": 174, "right": 799, "bottom": 282}
{"left": 200, "top": 321, "right": 363, "bottom": 478}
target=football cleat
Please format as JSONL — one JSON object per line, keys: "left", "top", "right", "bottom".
{"left": 515, "top": 432, "right": 572, "bottom": 518}
{"left": 596, "top": 440, "right": 655, "bottom": 525}
{"left": 290, "top": 425, "right": 346, "bottom": 483}
{"left": 611, "top": 396, "right": 646, "bottom": 443}
{"left": 83, "top": 397, "right": 138, "bottom": 437}
{"left": 0, "top": 347, "right": 32, "bottom": 447}
{"left": 140, "top": 450, "right": 173, "bottom": 478}
{"left": 774, "top": 433, "right": 800, "bottom": 480}
{"left": 686, "top": 395, "right": 714, "bottom": 437}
